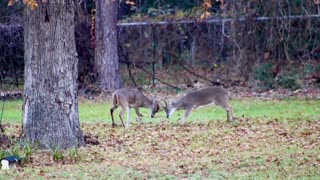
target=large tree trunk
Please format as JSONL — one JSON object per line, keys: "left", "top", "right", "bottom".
{"left": 23, "top": 1, "right": 84, "bottom": 149}
{"left": 95, "top": 0, "right": 122, "bottom": 90}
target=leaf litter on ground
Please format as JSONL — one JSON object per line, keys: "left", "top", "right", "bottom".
{"left": 1, "top": 116, "right": 319, "bottom": 178}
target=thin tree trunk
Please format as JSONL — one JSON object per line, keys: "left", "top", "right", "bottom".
{"left": 23, "top": 1, "right": 84, "bottom": 149}
{"left": 190, "top": 35, "right": 196, "bottom": 66}
{"left": 95, "top": 0, "right": 122, "bottom": 90}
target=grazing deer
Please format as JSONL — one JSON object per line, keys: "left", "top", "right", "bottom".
{"left": 110, "top": 88, "right": 161, "bottom": 128}
{"left": 163, "top": 86, "right": 234, "bottom": 124}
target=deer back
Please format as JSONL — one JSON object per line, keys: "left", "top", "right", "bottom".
{"left": 176, "top": 87, "right": 229, "bottom": 108}
{"left": 113, "top": 88, "right": 152, "bottom": 108}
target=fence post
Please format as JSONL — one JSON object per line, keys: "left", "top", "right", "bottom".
{"left": 152, "top": 25, "right": 157, "bottom": 87}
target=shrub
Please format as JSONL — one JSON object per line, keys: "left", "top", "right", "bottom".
{"left": 51, "top": 147, "right": 64, "bottom": 162}
{"left": 277, "top": 73, "right": 301, "bottom": 90}
{"left": 68, "top": 148, "right": 81, "bottom": 163}
{"left": 303, "top": 63, "right": 315, "bottom": 76}
{"left": 253, "top": 62, "right": 274, "bottom": 89}
{"left": 303, "top": 63, "right": 320, "bottom": 88}
{"left": 0, "top": 150, "right": 10, "bottom": 160}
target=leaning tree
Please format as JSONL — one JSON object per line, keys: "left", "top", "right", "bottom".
{"left": 22, "top": 0, "right": 84, "bottom": 149}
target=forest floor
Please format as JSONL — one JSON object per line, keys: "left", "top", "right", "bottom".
{"left": 0, "top": 98, "right": 319, "bottom": 179}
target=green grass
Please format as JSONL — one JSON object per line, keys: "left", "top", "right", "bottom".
{"left": 1, "top": 99, "right": 319, "bottom": 124}
{"left": 0, "top": 100, "right": 23, "bottom": 123}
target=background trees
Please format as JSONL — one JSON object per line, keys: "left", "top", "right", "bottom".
{"left": 1, "top": 0, "right": 320, "bottom": 92}
{"left": 94, "top": 0, "right": 122, "bottom": 90}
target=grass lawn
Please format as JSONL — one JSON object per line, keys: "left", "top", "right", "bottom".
{"left": 2, "top": 98, "right": 319, "bottom": 123}
{"left": 0, "top": 98, "right": 319, "bottom": 179}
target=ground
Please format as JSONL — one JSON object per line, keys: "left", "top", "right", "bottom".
{"left": 0, "top": 97, "right": 319, "bottom": 179}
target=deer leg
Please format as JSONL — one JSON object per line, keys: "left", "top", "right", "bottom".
{"left": 119, "top": 115, "right": 125, "bottom": 128}
{"left": 110, "top": 105, "right": 118, "bottom": 127}
{"left": 134, "top": 107, "right": 142, "bottom": 124}
{"left": 229, "top": 106, "right": 234, "bottom": 121}
{"left": 126, "top": 107, "right": 131, "bottom": 128}
{"left": 217, "top": 100, "right": 234, "bottom": 122}
{"left": 181, "top": 107, "right": 193, "bottom": 124}
{"left": 227, "top": 111, "right": 230, "bottom": 122}
{"left": 119, "top": 107, "right": 126, "bottom": 128}
{"left": 223, "top": 103, "right": 234, "bottom": 122}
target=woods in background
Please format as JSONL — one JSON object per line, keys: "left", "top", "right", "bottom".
{"left": 1, "top": 0, "right": 320, "bottom": 91}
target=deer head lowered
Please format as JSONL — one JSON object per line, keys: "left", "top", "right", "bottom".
{"left": 110, "top": 88, "right": 161, "bottom": 128}
{"left": 163, "top": 86, "right": 234, "bottom": 124}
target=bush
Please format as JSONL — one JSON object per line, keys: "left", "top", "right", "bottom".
{"left": 277, "top": 73, "right": 301, "bottom": 90}
{"left": 254, "top": 62, "right": 274, "bottom": 89}
{"left": 303, "top": 63, "right": 320, "bottom": 88}
{"left": 51, "top": 147, "right": 65, "bottom": 162}
{"left": 303, "top": 63, "right": 315, "bottom": 76}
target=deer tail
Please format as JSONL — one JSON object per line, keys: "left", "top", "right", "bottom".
{"left": 112, "top": 93, "right": 119, "bottom": 106}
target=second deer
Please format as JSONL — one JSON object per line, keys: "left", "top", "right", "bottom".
{"left": 163, "top": 86, "right": 234, "bottom": 124}
{"left": 110, "top": 88, "right": 161, "bottom": 128}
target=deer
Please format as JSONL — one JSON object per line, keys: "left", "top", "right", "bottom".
{"left": 163, "top": 86, "right": 234, "bottom": 124}
{"left": 110, "top": 88, "right": 161, "bottom": 128}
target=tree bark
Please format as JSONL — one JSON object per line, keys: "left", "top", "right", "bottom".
{"left": 23, "top": 1, "right": 84, "bottom": 149}
{"left": 95, "top": 0, "right": 122, "bottom": 90}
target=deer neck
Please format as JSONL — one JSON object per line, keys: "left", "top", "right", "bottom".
{"left": 142, "top": 96, "right": 153, "bottom": 108}
{"left": 171, "top": 100, "right": 184, "bottom": 109}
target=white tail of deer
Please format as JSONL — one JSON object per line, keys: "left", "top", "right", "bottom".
{"left": 164, "top": 86, "right": 234, "bottom": 123}
{"left": 110, "top": 88, "right": 161, "bottom": 128}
